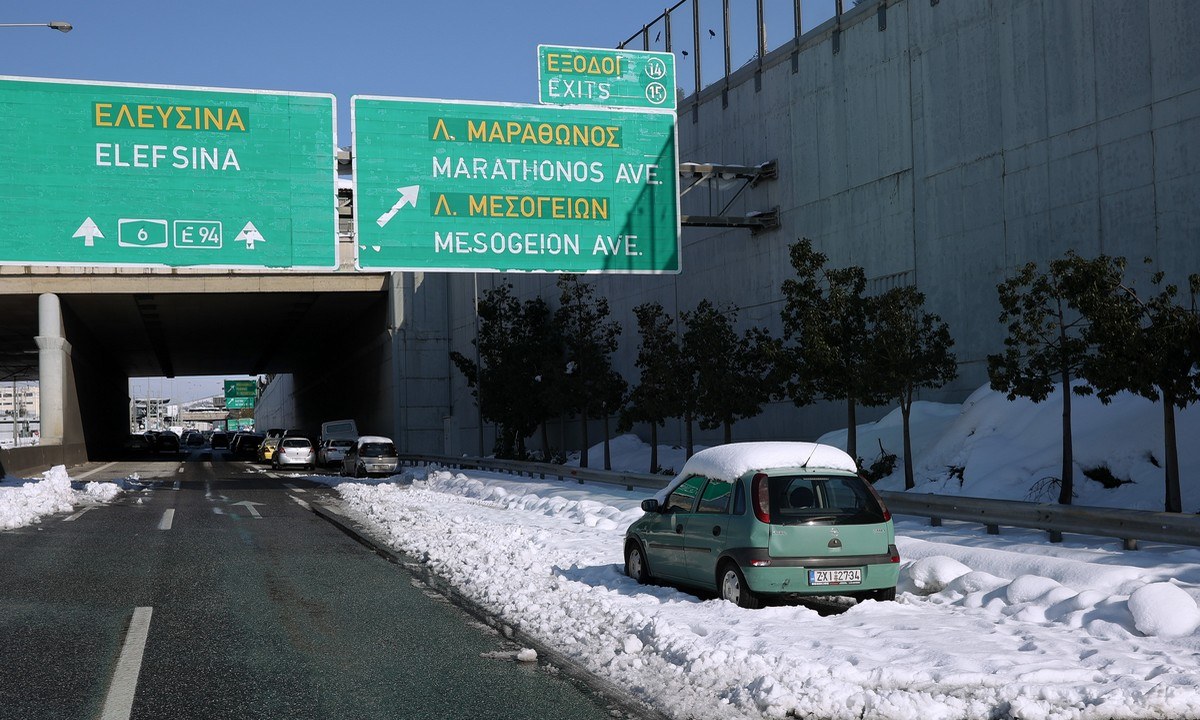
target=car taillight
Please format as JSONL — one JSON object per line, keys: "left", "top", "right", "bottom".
{"left": 888, "top": 544, "right": 900, "bottom": 563}
{"left": 751, "top": 473, "right": 770, "bottom": 524}
{"left": 863, "top": 479, "right": 892, "bottom": 522}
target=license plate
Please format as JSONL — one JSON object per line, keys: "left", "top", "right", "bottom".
{"left": 808, "top": 568, "right": 862, "bottom": 586}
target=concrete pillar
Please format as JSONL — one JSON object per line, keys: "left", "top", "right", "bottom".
{"left": 35, "top": 293, "right": 68, "bottom": 445}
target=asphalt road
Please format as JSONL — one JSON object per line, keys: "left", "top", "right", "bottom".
{"left": 0, "top": 452, "right": 641, "bottom": 719}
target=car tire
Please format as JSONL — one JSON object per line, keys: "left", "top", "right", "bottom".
{"left": 718, "top": 562, "right": 762, "bottom": 609}
{"left": 625, "top": 543, "right": 651, "bottom": 584}
{"left": 355, "top": 464, "right": 365, "bottom": 479}
{"left": 862, "top": 587, "right": 896, "bottom": 602}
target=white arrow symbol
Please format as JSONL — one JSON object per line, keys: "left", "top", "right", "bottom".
{"left": 376, "top": 185, "right": 420, "bottom": 228}
{"left": 231, "top": 500, "right": 265, "bottom": 519}
{"left": 73, "top": 217, "right": 104, "bottom": 247}
{"left": 235, "top": 222, "right": 265, "bottom": 250}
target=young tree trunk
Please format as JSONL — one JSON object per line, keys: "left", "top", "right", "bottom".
{"left": 602, "top": 412, "right": 612, "bottom": 470}
{"left": 540, "top": 422, "right": 551, "bottom": 461}
{"left": 685, "top": 412, "right": 695, "bottom": 458}
{"left": 902, "top": 389, "right": 915, "bottom": 490}
{"left": 1163, "top": 392, "right": 1182, "bottom": 513}
{"left": 649, "top": 422, "right": 659, "bottom": 473}
{"left": 579, "top": 409, "right": 590, "bottom": 468}
{"left": 1059, "top": 368, "right": 1074, "bottom": 505}
{"left": 846, "top": 398, "right": 858, "bottom": 467}
{"left": 723, "top": 418, "right": 732, "bottom": 445}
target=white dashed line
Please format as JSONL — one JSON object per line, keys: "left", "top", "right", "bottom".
{"left": 158, "top": 509, "right": 175, "bottom": 530}
{"left": 99, "top": 606, "right": 153, "bottom": 720}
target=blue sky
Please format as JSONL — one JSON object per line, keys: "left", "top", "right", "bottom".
{"left": 2, "top": 1, "right": 680, "bottom": 146}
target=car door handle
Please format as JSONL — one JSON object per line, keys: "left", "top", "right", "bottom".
{"left": 712, "top": 526, "right": 722, "bottom": 537}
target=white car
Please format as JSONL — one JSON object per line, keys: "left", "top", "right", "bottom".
{"left": 273, "top": 437, "right": 316, "bottom": 471}
{"left": 341, "top": 436, "right": 399, "bottom": 478}
{"left": 317, "top": 438, "right": 354, "bottom": 467}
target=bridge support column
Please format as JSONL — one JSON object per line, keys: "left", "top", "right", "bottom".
{"left": 35, "top": 293, "right": 69, "bottom": 446}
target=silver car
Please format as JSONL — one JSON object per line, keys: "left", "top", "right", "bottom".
{"left": 273, "top": 437, "right": 315, "bottom": 471}
{"left": 341, "top": 436, "right": 399, "bottom": 478}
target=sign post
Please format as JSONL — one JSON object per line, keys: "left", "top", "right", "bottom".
{"left": 538, "top": 45, "right": 676, "bottom": 110}
{"left": 0, "top": 76, "right": 338, "bottom": 269}
{"left": 352, "top": 96, "right": 679, "bottom": 273}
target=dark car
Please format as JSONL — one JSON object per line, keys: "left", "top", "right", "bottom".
{"left": 151, "top": 431, "right": 181, "bottom": 454}
{"left": 210, "top": 431, "right": 230, "bottom": 450}
{"left": 229, "top": 432, "right": 265, "bottom": 459}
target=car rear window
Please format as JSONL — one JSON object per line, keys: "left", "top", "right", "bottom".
{"left": 282, "top": 438, "right": 311, "bottom": 449}
{"left": 361, "top": 442, "right": 396, "bottom": 457}
{"left": 331, "top": 439, "right": 354, "bottom": 448}
{"left": 768, "top": 474, "right": 887, "bottom": 525}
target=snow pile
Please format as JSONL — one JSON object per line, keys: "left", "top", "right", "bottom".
{"left": 0, "top": 464, "right": 125, "bottom": 529}
{"left": 330, "top": 467, "right": 1200, "bottom": 720}
{"left": 0, "top": 465, "right": 77, "bottom": 529}
{"left": 567, "top": 433, "right": 696, "bottom": 474}
{"left": 832, "top": 384, "right": 1200, "bottom": 512}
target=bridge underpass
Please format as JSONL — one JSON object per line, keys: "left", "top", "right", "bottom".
{"left": 0, "top": 270, "right": 400, "bottom": 476}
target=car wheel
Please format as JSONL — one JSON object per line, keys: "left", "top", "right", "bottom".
{"left": 862, "top": 587, "right": 896, "bottom": 603}
{"left": 625, "top": 543, "right": 650, "bottom": 584}
{"left": 718, "top": 562, "right": 762, "bottom": 609}
{"left": 355, "top": 464, "right": 365, "bottom": 479}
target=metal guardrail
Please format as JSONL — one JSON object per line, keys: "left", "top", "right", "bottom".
{"left": 398, "top": 454, "right": 1200, "bottom": 551}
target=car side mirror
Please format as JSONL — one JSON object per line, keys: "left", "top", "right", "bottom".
{"left": 640, "top": 499, "right": 660, "bottom": 513}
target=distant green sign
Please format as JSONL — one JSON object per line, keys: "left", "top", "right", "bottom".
{"left": 0, "top": 76, "right": 337, "bottom": 269}
{"left": 538, "top": 45, "right": 676, "bottom": 110}
{"left": 352, "top": 96, "right": 680, "bottom": 273}
{"left": 224, "top": 380, "right": 256, "bottom": 397}
{"left": 224, "top": 380, "right": 256, "bottom": 409}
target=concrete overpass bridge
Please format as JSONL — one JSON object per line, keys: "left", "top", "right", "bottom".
{"left": 0, "top": 246, "right": 399, "bottom": 475}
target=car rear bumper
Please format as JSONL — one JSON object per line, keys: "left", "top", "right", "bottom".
{"left": 725, "top": 546, "right": 900, "bottom": 594}
{"left": 276, "top": 455, "right": 314, "bottom": 467}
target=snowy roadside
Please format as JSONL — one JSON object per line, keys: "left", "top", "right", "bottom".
{"left": 321, "top": 466, "right": 1200, "bottom": 720}
{"left": 0, "top": 465, "right": 124, "bottom": 530}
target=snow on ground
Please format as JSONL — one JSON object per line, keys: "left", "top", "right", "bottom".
{"left": 0, "top": 465, "right": 125, "bottom": 530}
{"left": 320, "top": 466, "right": 1200, "bottom": 719}
{"left": 4, "top": 383, "right": 1200, "bottom": 718}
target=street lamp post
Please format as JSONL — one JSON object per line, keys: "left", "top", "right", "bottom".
{"left": 0, "top": 21, "right": 72, "bottom": 33}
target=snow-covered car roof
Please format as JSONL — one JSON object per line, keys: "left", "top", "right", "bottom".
{"left": 654, "top": 442, "right": 857, "bottom": 502}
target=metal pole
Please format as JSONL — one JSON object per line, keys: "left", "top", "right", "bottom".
{"left": 723, "top": 0, "right": 731, "bottom": 81}
{"left": 473, "top": 273, "right": 484, "bottom": 456}
{"left": 693, "top": 0, "right": 702, "bottom": 96}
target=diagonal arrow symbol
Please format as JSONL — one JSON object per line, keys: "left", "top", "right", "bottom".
{"left": 376, "top": 185, "right": 420, "bottom": 228}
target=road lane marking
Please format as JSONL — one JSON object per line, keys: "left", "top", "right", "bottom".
{"left": 158, "top": 509, "right": 175, "bottom": 530}
{"left": 74, "top": 461, "right": 119, "bottom": 481}
{"left": 288, "top": 495, "right": 311, "bottom": 511}
{"left": 100, "top": 606, "right": 153, "bottom": 720}
{"left": 63, "top": 506, "right": 97, "bottom": 522}
{"left": 212, "top": 507, "right": 224, "bottom": 515}
{"left": 231, "top": 500, "right": 264, "bottom": 519}
{"left": 283, "top": 483, "right": 306, "bottom": 493}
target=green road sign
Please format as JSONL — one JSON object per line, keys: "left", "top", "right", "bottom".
{"left": 224, "top": 380, "right": 256, "bottom": 409}
{"left": 0, "top": 76, "right": 337, "bottom": 269}
{"left": 224, "top": 380, "right": 257, "bottom": 398}
{"left": 538, "top": 46, "right": 676, "bottom": 110}
{"left": 352, "top": 96, "right": 680, "bottom": 274}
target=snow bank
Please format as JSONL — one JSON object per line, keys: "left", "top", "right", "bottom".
{"left": 331, "top": 466, "right": 1200, "bottom": 720}
{"left": 0, "top": 465, "right": 125, "bottom": 529}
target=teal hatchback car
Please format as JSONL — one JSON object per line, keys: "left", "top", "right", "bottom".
{"left": 624, "top": 442, "right": 899, "bottom": 608}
